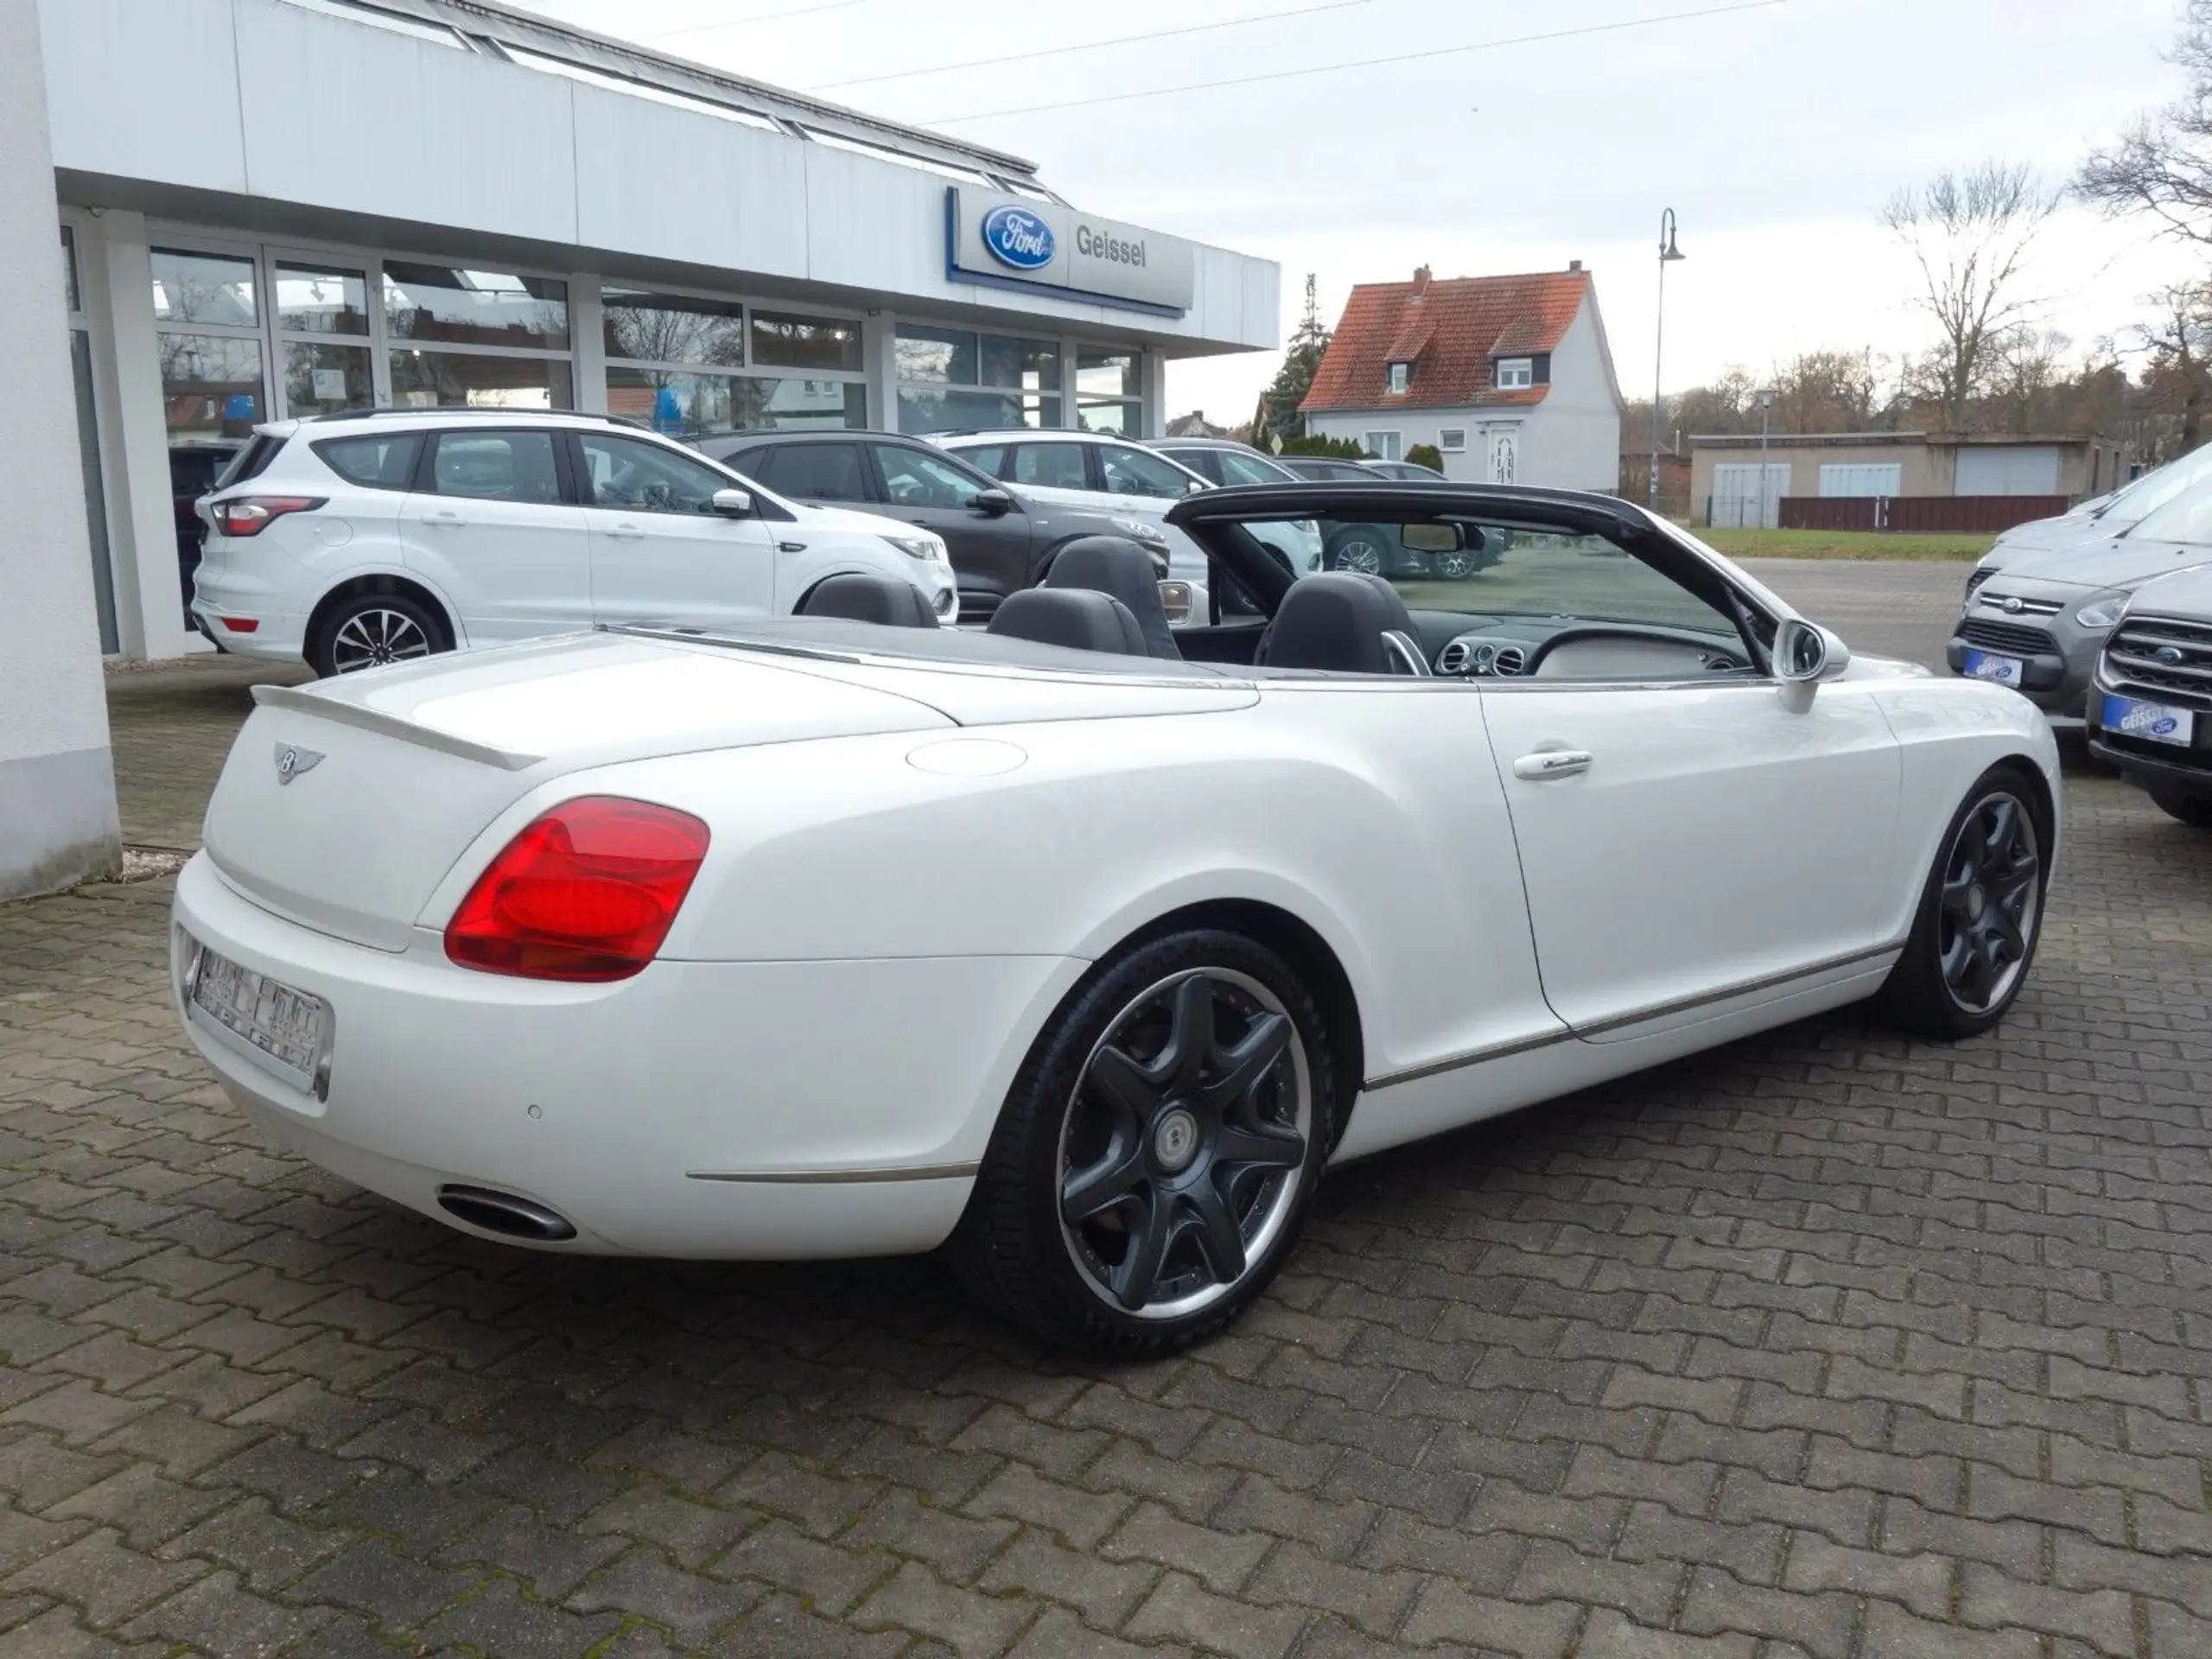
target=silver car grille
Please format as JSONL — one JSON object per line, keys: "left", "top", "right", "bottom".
{"left": 1974, "top": 591, "right": 2063, "bottom": 618}
{"left": 2101, "top": 613, "right": 2212, "bottom": 711}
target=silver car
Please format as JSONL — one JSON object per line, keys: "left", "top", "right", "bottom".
{"left": 2087, "top": 562, "right": 2212, "bottom": 828}
{"left": 1967, "top": 440, "right": 2212, "bottom": 594}
{"left": 1949, "top": 474, "right": 2212, "bottom": 723}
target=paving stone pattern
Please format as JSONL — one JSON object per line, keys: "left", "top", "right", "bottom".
{"left": 0, "top": 604, "right": 2207, "bottom": 1656}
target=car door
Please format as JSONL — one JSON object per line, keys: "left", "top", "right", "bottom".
{"left": 747, "top": 441, "right": 874, "bottom": 513}
{"left": 397, "top": 428, "right": 591, "bottom": 645}
{"left": 867, "top": 441, "right": 1037, "bottom": 608}
{"left": 1469, "top": 531, "right": 1903, "bottom": 1037}
{"left": 571, "top": 429, "right": 773, "bottom": 630}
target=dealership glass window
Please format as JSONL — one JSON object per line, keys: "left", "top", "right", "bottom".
{"left": 383, "top": 262, "right": 569, "bottom": 350}
{"left": 151, "top": 248, "right": 257, "bottom": 327}
{"left": 607, "top": 366, "right": 863, "bottom": 434}
{"left": 750, "top": 310, "right": 861, "bottom": 372}
{"left": 160, "top": 334, "right": 266, "bottom": 439}
{"left": 895, "top": 325, "right": 1062, "bottom": 433}
{"left": 391, "top": 347, "right": 574, "bottom": 410}
{"left": 1076, "top": 347, "right": 1141, "bottom": 435}
{"left": 284, "top": 340, "right": 373, "bottom": 416}
{"left": 276, "top": 262, "right": 369, "bottom": 335}
{"left": 603, "top": 289, "right": 745, "bottom": 368}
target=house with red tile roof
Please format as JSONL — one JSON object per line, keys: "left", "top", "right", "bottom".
{"left": 1300, "top": 264, "right": 1623, "bottom": 491}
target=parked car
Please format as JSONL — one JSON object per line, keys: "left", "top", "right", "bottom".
{"left": 1363, "top": 458, "right": 1449, "bottom": 482}
{"left": 696, "top": 429, "right": 1171, "bottom": 624}
{"left": 2087, "top": 563, "right": 2212, "bottom": 827}
{"left": 931, "top": 429, "right": 1314, "bottom": 615}
{"left": 172, "top": 479, "right": 2056, "bottom": 1355}
{"left": 1948, "top": 474, "right": 2212, "bottom": 722}
{"left": 1265, "top": 452, "right": 1496, "bottom": 579}
{"left": 170, "top": 439, "right": 247, "bottom": 626}
{"left": 1967, "top": 440, "right": 2212, "bottom": 594}
{"left": 188, "top": 410, "right": 957, "bottom": 676}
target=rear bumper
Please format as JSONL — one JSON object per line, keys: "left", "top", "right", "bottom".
{"left": 170, "top": 854, "right": 1080, "bottom": 1259}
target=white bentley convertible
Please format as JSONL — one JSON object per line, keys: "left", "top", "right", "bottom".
{"left": 172, "top": 484, "right": 2058, "bottom": 1355}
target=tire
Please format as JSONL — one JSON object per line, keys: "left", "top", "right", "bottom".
{"left": 309, "top": 593, "right": 448, "bottom": 678}
{"left": 1326, "top": 531, "right": 1389, "bottom": 578}
{"left": 1870, "top": 765, "right": 2050, "bottom": 1040}
{"left": 950, "top": 928, "right": 1339, "bottom": 1357}
{"left": 1433, "top": 549, "right": 1479, "bottom": 581}
{"left": 2150, "top": 786, "right": 2212, "bottom": 829}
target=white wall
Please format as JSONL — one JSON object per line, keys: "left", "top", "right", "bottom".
{"left": 1305, "top": 294, "right": 1623, "bottom": 492}
{"left": 0, "top": 0, "right": 121, "bottom": 898}
{"left": 38, "top": 0, "right": 1279, "bottom": 353}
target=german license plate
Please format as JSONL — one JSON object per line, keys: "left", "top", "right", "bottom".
{"left": 187, "top": 941, "right": 329, "bottom": 1094}
{"left": 1963, "top": 649, "right": 2024, "bottom": 688}
{"left": 2101, "top": 693, "right": 2196, "bottom": 747}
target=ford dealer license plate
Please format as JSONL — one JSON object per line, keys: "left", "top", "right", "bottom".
{"left": 187, "top": 941, "right": 329, "bottom": 1094}
{"left": 2102, "top": 693, "right": 2196, "bottom": 748}
{"left": 1963, "top": 649, "right": 2025, "bottom": 688}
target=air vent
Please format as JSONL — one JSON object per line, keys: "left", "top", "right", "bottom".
{"left": 1438, "top": 640, "right": 1472, "bottom": 674}
{"left": 1493, "top": 645, "right": 1527, "bottom": 676}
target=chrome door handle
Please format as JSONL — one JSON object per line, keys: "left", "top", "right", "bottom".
{"left": 606, "top": 523, "right": 646, "bottom": 540}
{"left": 1513, "top": 749, "right": 1592, "bottom": 780}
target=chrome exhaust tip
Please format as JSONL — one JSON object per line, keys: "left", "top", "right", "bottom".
{"left": 435, "top": 1184, "right": 577, "bottom": 1243}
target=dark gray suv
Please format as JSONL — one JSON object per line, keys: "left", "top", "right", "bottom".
{"left": 696, "top": 430, "right": 1168, "bottom": 622}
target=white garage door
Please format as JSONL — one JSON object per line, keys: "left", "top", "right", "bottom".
{"left": 1710, "top": 463, "right": 1789, "bottom": 528}
{"left": 1819, "top": 462, "right": 1901, "bottom": 498}
{"left": 1956, "top": 446, "right": 2059, "bottom": 496}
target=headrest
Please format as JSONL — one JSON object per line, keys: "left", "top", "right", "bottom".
{"left": 986, "top": 588, "right": 1149, "bottom": 656}
{"left": 797, "top": 573, "right": 940, "bottom": 627}
{"left": 1044, "top": 535, "right": 1179, "bottom": 659}
{"left": 1258, "top": 572, "right": 1423, "bottom": 674}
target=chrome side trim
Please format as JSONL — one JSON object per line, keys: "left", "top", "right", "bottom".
{"left": 1359, "top": 938, "right": 1907, "bottom": 1092}
{"left": 685, "top": 1161, "right": 980, "bottom": 1185}
{"left": 251, "top": 685, "right": 543, "bottom": 772}
{"left": 1570, "top": 938, "right": 1906, "bottom": 1039}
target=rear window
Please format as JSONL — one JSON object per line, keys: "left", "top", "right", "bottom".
{"left": 215, "top": 434, "right": 283, "bottom": 490}
{"left": 312, "top": 432, "right": 425, "bottom": 492}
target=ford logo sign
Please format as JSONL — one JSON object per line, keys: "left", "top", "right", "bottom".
{"left": 982, "top": 205, "right": 1055, "bottom": 271}
{"left": 2156, "top": 645, "right": 2187, "bottom": 664}
{"left": 2000, "top": 596, "right": 2024, "bottom": 614}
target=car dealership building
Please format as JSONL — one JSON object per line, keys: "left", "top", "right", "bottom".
{"left": 33, "top": 0, "right": 1281, "bottom": 664}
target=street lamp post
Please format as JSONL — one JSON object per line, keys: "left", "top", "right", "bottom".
{"left": 1755, "top": 385, "right": 1776, "bottom": 530}
{"left": 1648, "top": 208, "right": 1686, "bottom": 515}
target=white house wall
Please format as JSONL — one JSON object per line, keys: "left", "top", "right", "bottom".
{"left": 38, "top": 0, "right": 1278, "bottom": 353}
{"left": 1305, "top": 294, "right": 1622, "bottom": 492}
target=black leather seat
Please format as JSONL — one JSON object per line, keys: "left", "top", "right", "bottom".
{"left": 986, "top": 588, "right": 1149, "bottom": 656}
{"left": 797, "top": 573, "right": 940, "bottom": 627}
{"left": 1043, "top": 535, "right": 1179, "bottom": 660}
{"left": 1256, "top": 572, "right": 1429, "bottom": 675}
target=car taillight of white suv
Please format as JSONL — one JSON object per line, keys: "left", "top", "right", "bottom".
{"left": 189, "top": 410, "right": 957, "bottom": 677}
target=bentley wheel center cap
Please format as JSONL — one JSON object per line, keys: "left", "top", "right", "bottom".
{"left": 1153, "top": 1107, "right": 1200, "bottom": 1173}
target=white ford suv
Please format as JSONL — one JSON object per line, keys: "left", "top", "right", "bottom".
{"left": 190, "top": 410, "right": 957, "bottom": 676}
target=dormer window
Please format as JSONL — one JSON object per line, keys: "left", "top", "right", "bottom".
{"left": 1387, "top": 361, "right": 1410, "bottom": 394}
{"left": 1495, "top": 358, "right": 1533, "bottom": 390}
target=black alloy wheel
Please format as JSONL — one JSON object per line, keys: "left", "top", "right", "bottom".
{"left": 1058, "top": 968, "right": 1310, "bottom": 1319}
{"left": 1872, "top": 765, "right": 2050, "bottom": 1039}
{"left": 952, "top": 930, "right": 1338, "bottom": 1355}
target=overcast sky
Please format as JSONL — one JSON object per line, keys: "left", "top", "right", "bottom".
{"left": 522, "top": 0, "right": 2196, "bottom": 426}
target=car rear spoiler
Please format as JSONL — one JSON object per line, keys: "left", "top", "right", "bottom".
{"left": 251, "top": 683, "right": 544, "bottom": 772}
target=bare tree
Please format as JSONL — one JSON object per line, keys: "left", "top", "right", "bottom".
{"left": 2080, "top": 2, "right": 2212, "bottom": 245}
{"left": 2133, "top": 279, "right": 2212, "bottom": 448}
{"left": 1879, "top": 162, "right": 2060, "bottom": 430}
{"left": 1986, "top": 326, "right": 2072, "bottom": 435}
{"left": 1770, "top": 348, "right": 1884, "bottom": 433}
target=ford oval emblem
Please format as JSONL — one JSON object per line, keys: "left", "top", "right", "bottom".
{"left": 982, "top": 204, "right": 1055, "bottom": 271}
{"left": 2000, "top": 595, "right": 2024, "bottom": 614}
{"left": 2156, "top": 644, "right": 2186, "bottom": 664}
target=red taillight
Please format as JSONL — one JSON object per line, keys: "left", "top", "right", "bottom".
{"left": 218, "top": 617, "right": 260, "bottom": 633}
{"left": 444, "top": 797, "right": 710, "bottom": 982}
{"left": 212, "top": 495, "right": 326, "bottom": 537}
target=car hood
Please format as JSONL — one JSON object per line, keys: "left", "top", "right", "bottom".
{"left": 2123, "top": 561, "right": 2212, "bottom": 619}
{"left": 791, "top": 501, "right": 912, "bottom": 538}
{"left": 1980, "top": 536, "right": 2212, "bottom": 594}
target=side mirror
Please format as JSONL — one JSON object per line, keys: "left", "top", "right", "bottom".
{"left": 1399, "top": 521, "right": 1466, "bottom": 553}
{"left": 710, "top": 487, "right": 753, "bottom": 518}
{"left": 1774, "top": 618, "right": 1850, "bottom": 691}
{"left": 972, "top": 487, "right": 1014, "bottom": 516}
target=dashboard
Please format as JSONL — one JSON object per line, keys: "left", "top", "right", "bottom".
{"left": 1419, "top": 613, "right": 1753, "bottom": 680}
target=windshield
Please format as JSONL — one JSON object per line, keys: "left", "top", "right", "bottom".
{"left": 2124, "top": 467, "right": 2212, "bottom": 547}
{"left": 2107, "top": 442, "right": 2212, "bottom": 529}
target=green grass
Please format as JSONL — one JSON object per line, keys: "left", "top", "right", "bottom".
{"left": 1688, "top": 526, "right": 1994, "bottom": 563}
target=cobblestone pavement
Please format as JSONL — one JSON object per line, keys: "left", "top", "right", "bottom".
{"left": 1, "top": 591, "right": 2207, "bottom": 1657}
